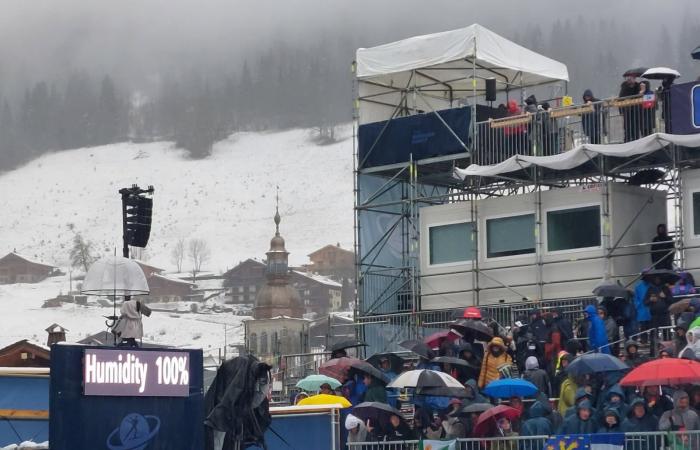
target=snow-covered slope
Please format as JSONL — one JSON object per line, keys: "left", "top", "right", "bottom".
{"left": 0, "top": 127, "right": 354, "bottom": 273}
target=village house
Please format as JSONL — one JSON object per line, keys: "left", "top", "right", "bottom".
{"left": 306, "top": 244, "right": 355, "bottom": 281}
{"left": 222, "top": 259, "right": 266, "bottom": 304}
{"left": 0, "top": 252, "right": 60, "bottom": 284}
{"left": 133, "top": 261, "right": 198, "bottom": 303}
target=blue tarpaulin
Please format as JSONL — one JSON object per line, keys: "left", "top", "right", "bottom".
{"left": 358, "top": 107, "right": 471, "bottom": 168}
{"left": 0, "top": 375, "right": 49, "bottom": 447}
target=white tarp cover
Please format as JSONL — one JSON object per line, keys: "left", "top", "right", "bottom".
{"left": 455, "top": 133, "right": 700, "bottom": 179}
{"left": 356, "top": 24, "right": 569, "bottom": 87}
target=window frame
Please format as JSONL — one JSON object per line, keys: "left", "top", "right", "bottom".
{"left": 426, "top": 219, "right": 476, "bottom": 268}
{"left": 484, "top": 211, "right": 537, "bottom": 261}
{"left": 544, "top": 203, "right": 603, "bottom": 255}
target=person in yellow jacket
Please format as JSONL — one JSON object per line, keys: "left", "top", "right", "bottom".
{"left": 478, "top": 337, "right": 512, "bottom": 389}
{"left": 557, "top": 372, "right": 578, "bottom": 417}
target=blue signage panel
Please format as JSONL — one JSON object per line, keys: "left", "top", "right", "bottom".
{"left": 670, "top": 81, "right": 700, "bottom": 134}
{"left": 50, "top": 345, "right": 203, "bottom": 450}
{"left": 693, "top": 85, "right": 700, "bottom": 128}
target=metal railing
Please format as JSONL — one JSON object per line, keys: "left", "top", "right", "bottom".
{"left": 472, "top": 92, "right": 670, "bottom": 166}
{"left": 347, "top": 431, "right": 700, "bottom": 450}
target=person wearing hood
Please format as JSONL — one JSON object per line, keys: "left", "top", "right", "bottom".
{"left": 478, "top": 337, "right": 512, "bottom": 388}
{"left": 581, "top": 89, "right": 604, "bottom": 144}
{"left": 621, "top": 397, "right": 659, "bottom": 432}
{"left": 597, "top": 409, "right": 623, "bottom": 433}
{"left": 464, "top": 378, "right": 487, "bottom": 404}
{"left": 362, "top": 374, "right": 387, "bottom": 404}
{"left": 623, "top": 340, "right": 648, "bottom": 368}
{"left": 558, "top": 400, "right": 597, "bottom": 434}
{"left": 524, "top": 95, "right": 538, "bottom": 113}
{"left": 495, "top": 417, "right": 519, "bottom": 450}
{"left": 552, "top": 351, "right": 573, "bottom": 395}
{"left": 345, "top": 414, "right": 370, "bottom": 443}
{"left": 651, "top": 224, "right": 675, "bottom": 270}
{"left": 679, "top": 327, "right": 700, "bottom": 360}
{"left": 520, "top": 401, "right": 553, "bottom": 448}
{"left": 634, "top": 278, "right": 652, "bottom": 344}
{"left": 456, "top": 343, "right": 482, "bottom": 382}
{"left": 643, "top": 385, "right": 674, "bottom": 419}
{"left": 660, "top": 390, "right": 700, "bottom": 431}
{"left": 522, "top": 356, "right": 551, "bottom": 398}
{"left": 597, "top": 305, "right": 620, "bottom": 356}
{"left": 596, "top": 384, "right": 629, "bottom": 424}
{"left": 565, "top": 387, "right": 595, "bottom": 418}
{"left": 644, "top": 273, "right": 673, "bottom": 333}
{"left": 557, "top": 370, "right": 579, "bottom": 417}
{"left": 504, "top": 100, "right": 528, "bottom": 156}
{"left": 673, "top": 272, "right": 697, "bottom": 296}
{"left": 584, "top": 304, "right": 611, "bottom": 353}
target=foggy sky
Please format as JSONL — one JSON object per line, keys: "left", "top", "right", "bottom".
{"left": 0, "top": 0, "right": 697, "bottom": 103}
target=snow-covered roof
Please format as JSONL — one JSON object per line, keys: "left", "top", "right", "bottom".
{"left": 292, "top": 271, "right": 342, "bottom": 288}
{"left": 0, "top": 252, "right": 56, "bottom": 269}
{"left": 152, "top": 273, "right": 195, "bottom": 286}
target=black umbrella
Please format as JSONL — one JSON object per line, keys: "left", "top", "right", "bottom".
{"left": 415, "top": 386, "right": 471, "bottom": 398}
{"left": 692, "top": 45, "right": 700, "bottom": 61}
{"left": 431, "top": 356, "right": 478, "bottom": 369}
{"left": 366, "top": 353, "right": 404, "bottom": 374}
{"left": 567, "top": 353, "right": 629, "bottom": 376}
{"left": 454, "top": 402, "right": 493, "bottom": 417}
{"left": 399, "top": 340, "right": 435, "bottom": 359}
{"left": 642, "top": 269, "right": 680, "bottom": 285}
{"left": 592, "top": 280, "right": 629, "bottom": 298}
{"left": 352, "top": 402, "right": 405, "bottom": 424}
{"left": 348, "top": 360, "right": 390, "bottom": 384}
{"left": 450, "top": 319, "right": 493, "bottom": 341}
{"left": 331, "top": 339, "right": 367, "bottom": 352}
{"left": 623, "top": 67, "right": 648, "bottom": 78}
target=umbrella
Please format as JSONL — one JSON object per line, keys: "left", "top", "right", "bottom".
{"left": 642, "top": 67, "right": 681, "bottom": 80}
{"left": 669, "top": 298, "right": 693, "bottom": 316}
{"left": 352, "top": 402, "right": 404, "bottom": 424}
{"left": 347, "top": 360, "right": 390, "bottom": 384}
{"left": 295, "top": 374, "right": 341, "bottom": 392}
{"left": 642, "top": 269, "right": 680, "bottom": 285}
{"left": 81, "top": 256, "right": 150, "bottom": 296}
{"left": 620, "top": 359, "right": 700, "bottom": 387}
{"left": 424, "top": 330, "right": 459, "bottom": 349}
{"left": 399, "top": 340, "right": 435, "bottom": 359}
{"left": 415, "top": 386, "right": 471, "bottom": 398}
{"left": 388, "top": 369, "right": 462, "bottom": 389}
{"left": 473, "top": 405, "right": 521, "bottom": 437}
{"left": 331, "top": 339, "right": 367, "bottom": 353}
{"left": 450, "top": 319, "right": 493, "bottom": 341}
{"left": 463, "top": 306, "right": 482, "bottom": 319}
{"left": 431, "top": 356, "right": 477, "bottom": 368}
{"left": 623, "top": 67, "right": 648, "bottom": 78}
{"left": 693, "top": 45, "right": 700, "bottom": 61}
{"left": 366, "top": 353, "right": 404, "bottom": 374}
{"left": 483, "top": 379, "right": 538, "bottom": 399}
{"left": 454, "top": 402, "right": 494, "bottom": 417}
{"left": 592, "top": 280, "right": 629, "bottom": 298}
{"left": 566, "top": 353, "right": 629, "bottom": 376}
{"left": 318, "top": 357, "right": 363, "bottom": 381}
{"left": 297, "top": 394, "right": 351, "bottom": 408}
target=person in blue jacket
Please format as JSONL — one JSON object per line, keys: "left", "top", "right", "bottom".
{"left": 584, "top": 304, "right": 611, "bottom": 354}
{"left": 634, "top": 278, "right": 652, "bottom": 343}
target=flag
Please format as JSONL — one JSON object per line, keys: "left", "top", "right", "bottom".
{"left": 418, "top": 439, "right": 456, "bottom": 450}
{"left": 543, "top": 434, "right": 624, "bottom": 450}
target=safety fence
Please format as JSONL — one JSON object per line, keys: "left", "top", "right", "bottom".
{"left": 472, "top": 91, "right": 670, "bottom": 166}
{"left": 347, "top": 430, "right": 700, "bottom": 450}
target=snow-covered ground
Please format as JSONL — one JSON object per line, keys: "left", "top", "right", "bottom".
{"left": 0, "top": 274, "right": 247, "bottom": 356}
{"left": 0, "top": 126, "right": 354, "bottom": 273}
{"left": 0, "top": 127, "right": 353, "bottom": 354}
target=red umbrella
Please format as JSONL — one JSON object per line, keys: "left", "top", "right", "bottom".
{"left": 319, "top": 357, "right": 363, "bottom": 382}
{"left": 423, "top": 330, "right": 459, "bottom": 349}
{"left": 463, "top": 307, "right": 482, "bottom": 319}
{"left": 620, "top": 359, "right": 700, "bottom": 387}
{"left": 472, "top": 405, "right": 520, "bottom": 437}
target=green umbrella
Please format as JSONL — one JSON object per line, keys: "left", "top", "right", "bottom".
{"left": 295, "top": 374, "right": 342, "bottom": 392}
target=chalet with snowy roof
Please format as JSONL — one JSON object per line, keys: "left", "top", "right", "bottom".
{"left": 222, "top": 259, "right": 266, "bottom": 304}
{"left": 290, "top": 270, "right": 342, "bottom": 316}
{"left": 142, "top": 273, "right": 197, "bottom": 303}
{"left": 307, "top": 243, "right": 355, "bottom": 281}
{"left": 134, "top": 260, "right": 165, "bottom": 277}
{"left": 0, "top": 340, "right": 51, "bottom": 368}
{"left": 0, "top": 252, "right": 59, "bottom": 284}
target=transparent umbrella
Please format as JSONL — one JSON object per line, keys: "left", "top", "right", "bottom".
{"left": 81, "top": 256, "right": 150, "bottom": 296}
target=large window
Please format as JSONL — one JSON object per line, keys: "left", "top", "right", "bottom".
{"left": 428, "top": 222, "right": 475, "bottom": 265}
{"left": 547, "top": 205, "right": 601, "bottom": 252}
{"left": 694, "top": 192, "right": 700, "bottom": 236}
{"left": 486, "top": 214, "right": 535, "bottom": 258}
{"left": 260, "top": 332, "right": 268, "bottom": 355}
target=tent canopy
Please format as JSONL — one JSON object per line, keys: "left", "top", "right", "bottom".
{"left": 455, "top": 133, "right": 700, "bottom": 179}
{"left": 356, "top": 24, "right": 569, "bottom": 91}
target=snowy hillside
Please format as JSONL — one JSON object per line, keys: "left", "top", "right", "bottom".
{"left": 0, "top": 127, "right": 354, "bottom": 273}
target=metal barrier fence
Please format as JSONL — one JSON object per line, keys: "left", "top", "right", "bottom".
{"left": 472, "top": 92, "right": 670, "bottom": 166}
{"left": 347, "top": 431, "right": 700, "bottom": 450}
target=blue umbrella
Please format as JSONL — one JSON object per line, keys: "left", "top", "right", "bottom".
{"left": 483, "top": 379, "right": 537, "bottom": 399}
{"left": 566, "top": 353, "right": 629, "bottom": 376}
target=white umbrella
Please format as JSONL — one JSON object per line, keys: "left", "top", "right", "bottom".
{"left": 642, "top": 67, "right": 681, "bottom": 80}
{"left": 387, "top": 369, "right": 462, "bottom": 389}
{"left": 81, "top": 256, "right": 150, "bottom": 296}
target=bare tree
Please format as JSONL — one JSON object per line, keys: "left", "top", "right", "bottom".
{"left": 170, "top": 238, "right": 185, "bottom": 272}
{"left": 69, "top": 233, "right": 97, "bottom": 272}
{"left": 188, "top": 238, "right": 210, "bottom": 280}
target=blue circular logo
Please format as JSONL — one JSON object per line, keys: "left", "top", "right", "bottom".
{"left": 107, "top": 413, "right": 160, "bottom": 450}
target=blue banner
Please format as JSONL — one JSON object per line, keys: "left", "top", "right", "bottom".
{"left": 544, "top": 433, "right": 624, "bottom": 450}
{"left": 669, "top": 81, "right": 700, "bottom": 134}
{"left": 358, "top": 106, "right": 471, "bottom": 168}
{"left": 49, "top": 345, "right": 204, "bottom": 450}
